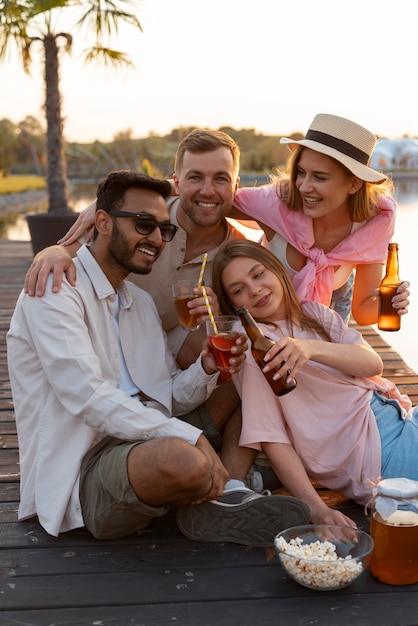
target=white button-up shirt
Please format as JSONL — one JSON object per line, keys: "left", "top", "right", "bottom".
{"left": 7, "top": 245, "right": 218, "bottom": 536}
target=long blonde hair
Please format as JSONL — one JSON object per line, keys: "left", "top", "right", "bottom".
{"left": 212, "top": 240, "right": 332, "bottom": 341}
{"left": 275, "top": 146, "right": 395, "bottom": 222}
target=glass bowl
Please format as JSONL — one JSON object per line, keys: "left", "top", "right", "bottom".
{"left": 274, "top": 524, "right": 374, "bottom": 591}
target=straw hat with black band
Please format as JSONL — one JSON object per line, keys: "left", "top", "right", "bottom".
{"left": 280, "top": 113, "right": 387, "bottom": 184}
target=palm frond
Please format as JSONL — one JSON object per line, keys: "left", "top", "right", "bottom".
{"left": 75, "top": 0, "right": 142, "bottom": 40}
{"left": 30, "top": 1, "right": 72, "bottom": 11}
{"left": 56, "top": 31, "right": 72, "bottom": 51}
{"left": 83, "top": 45, "right": 135, "bottom": 69}
{"left": 0, "top": 1, "right": 28, "bottom": 58}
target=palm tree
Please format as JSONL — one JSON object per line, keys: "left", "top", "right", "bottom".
{"left": 0, "top": 1, "right": 142, "bottom": 214}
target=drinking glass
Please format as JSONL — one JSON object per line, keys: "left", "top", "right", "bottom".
{"left": 172, "top": 279, "right": 200, "bottom": 331}
{"left": 206, "top": 316, "right": 240, "bottom": 371}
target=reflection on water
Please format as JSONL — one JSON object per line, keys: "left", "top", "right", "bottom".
{"left": 379, "top": 185, "right": 418, "bottom": 374}
{"left": 1, "top": 213, "right": 33, "bottom": 241}
{"left": 393, "top": 175, "right": 418, "bottom": 204}
{"left": 0, "top": 185, "right": 96, "bottom": 241}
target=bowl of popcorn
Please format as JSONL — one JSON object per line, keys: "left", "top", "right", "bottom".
{"left": 274, "top": 524, "right": 374, "bottom": 591}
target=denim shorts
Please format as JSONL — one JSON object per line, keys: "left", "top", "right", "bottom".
{"left": 330, "top": 271, "right": 354, "bottom": 323}
{"left": 371, "top": 391, "right": 418, "bottom": 480}
{"left": 79, "top": 404, "right": 222, "bottom": 539}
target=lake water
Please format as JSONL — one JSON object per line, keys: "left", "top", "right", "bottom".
{"left": 376, "top": 177, "right": 418, "bottom": 373}
{"left": 2, "top": 177, "right": 418, "bottom": 372}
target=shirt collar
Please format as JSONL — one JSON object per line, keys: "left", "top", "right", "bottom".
{"left": 76, "top": 245, "right": 133, "bottom": 308}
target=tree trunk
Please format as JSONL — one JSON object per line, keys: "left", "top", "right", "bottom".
{"left": 44, "top": 34, "right": 72, "bottom": 214}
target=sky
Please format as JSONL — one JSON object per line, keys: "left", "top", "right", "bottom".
{"left": 1, "top": 0, "right": 417, "bottom": 143}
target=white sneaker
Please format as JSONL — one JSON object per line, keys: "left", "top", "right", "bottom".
{"left": 246, "top": 463, "right": 284, "bottom": 493}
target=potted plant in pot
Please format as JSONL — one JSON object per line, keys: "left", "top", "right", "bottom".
{"left": 0, "top": 1, "right": 143, "bottom": 255}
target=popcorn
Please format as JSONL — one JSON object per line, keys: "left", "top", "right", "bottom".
{"left": 276, "top": 536, "right": 363, "bottom": 589}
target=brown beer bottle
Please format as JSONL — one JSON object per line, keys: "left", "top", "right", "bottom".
{"left": 377, "top": 243, "right": 401, "bottom": 332}
{"left": 236, "top": 306, "right": 297, "bottom": 396}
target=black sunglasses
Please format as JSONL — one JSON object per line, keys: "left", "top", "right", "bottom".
{"left": 107, "top": 211, "right": 178, "bottom": 242}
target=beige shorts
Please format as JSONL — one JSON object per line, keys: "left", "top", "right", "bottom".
{"left": 79, "top": 436, "right": 169, "bottom": 540}
{"left": 79, "top": 404, "right": 222, "bottom": 539}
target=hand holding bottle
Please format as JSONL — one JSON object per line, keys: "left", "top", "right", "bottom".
{"left": 378, "top": 243, "right": 406, "bottom": 331}
{"left": 261, "top": 335, "right": 308, "bottom": 382}
{"left": 380, "top": 280, "right": 410, "bottom": 317}
{"left": 236, "top": 307, "right": 296, "bottom": 396}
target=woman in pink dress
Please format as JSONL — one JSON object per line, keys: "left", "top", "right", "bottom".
{"left": 212, "top": 240, "right": 417, "bottom": 527}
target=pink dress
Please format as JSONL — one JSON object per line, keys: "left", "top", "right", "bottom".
{"left": 234, "top": 186, "right": 396, "bottom": 305}
{"left": 233, "top": 302, "right": 410, "bottom": 505}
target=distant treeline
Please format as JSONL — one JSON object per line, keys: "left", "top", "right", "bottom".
{"left": 0, "top": 116, "right": 303, "bottom": 180}
{"left": 5, "top": 116, "right": 415, "bottom": 182}
{"left": 64, "top": 126, "right": 293, "bottom": 181}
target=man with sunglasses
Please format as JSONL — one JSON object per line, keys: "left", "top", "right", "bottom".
{"left": 26, "top": 132, "right": 243, "bottom": 356}
{"left": 8, "top": 170, "right": 309, "bottom": 544}
{"left": 23, "top": 131, "right": 259, "bottom": 486}
{"left": 21, "top": 131, "right": 297, "bottom": 525}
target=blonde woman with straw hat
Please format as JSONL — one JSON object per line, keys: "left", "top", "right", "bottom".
{"left": 231, "top": 113, "right": 410, "bottom": 325}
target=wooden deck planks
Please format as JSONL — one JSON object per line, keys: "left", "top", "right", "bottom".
{"left": 1, "top": 239, "right": 417, "bottom": 626}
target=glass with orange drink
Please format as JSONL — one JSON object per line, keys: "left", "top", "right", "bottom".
{"left": 206, "top": 316, "right": 240, "bottom": 371}
{"left": 172, "top": 279, "right": 200, "bottom": 331}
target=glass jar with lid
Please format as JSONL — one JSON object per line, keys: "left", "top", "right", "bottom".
{"left": 369, "top": 477, "right": 418, "bottom": 585}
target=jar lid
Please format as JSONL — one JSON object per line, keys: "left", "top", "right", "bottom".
{"left": 377, "top": 477, "right": 418, "bottom": 498}
{"left": 374, "top": 478, "right": 418, "bottom": 522}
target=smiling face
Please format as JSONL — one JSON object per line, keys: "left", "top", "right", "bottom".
{"left": 295, "top": 148, "right": 363, "bottom": 220}
{"left": 173, "top": 147, "right": 239, "bottom": 228}
{"left": 94, "top": 187, "right": 170, "bottom": 286}
{"left": 221, "top": 256, "right": 287, "bottom": 322}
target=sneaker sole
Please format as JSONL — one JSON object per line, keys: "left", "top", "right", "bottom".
{"left": 176, "top": 495, "right": 310, "bottom": 547}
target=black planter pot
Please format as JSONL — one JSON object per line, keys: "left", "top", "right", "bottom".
{"left": 26, "top": 212, "right": 79, "bottom": 256}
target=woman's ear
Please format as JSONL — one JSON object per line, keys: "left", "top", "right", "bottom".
{"left": 348, "top": 176, "right": 364, "bottom": 195}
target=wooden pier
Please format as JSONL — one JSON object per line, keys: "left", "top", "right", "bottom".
{"left": 1, "top": 239, "right": 417, "bottom": 626}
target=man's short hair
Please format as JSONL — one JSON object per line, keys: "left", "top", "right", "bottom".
{"left": 174, "top": 129, "right": 240, "bottom": 178}
{"left": 96, "top": 170, "right": 172, "bottom": 213}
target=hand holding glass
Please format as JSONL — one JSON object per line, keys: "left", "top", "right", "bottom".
{"left": 206, "top": 316, "right": 241, "bottom": 372}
